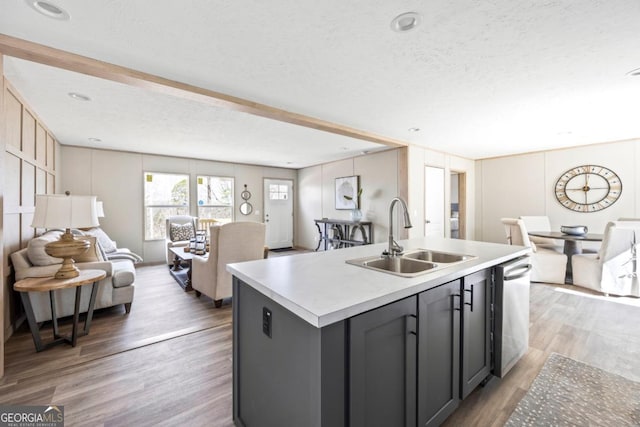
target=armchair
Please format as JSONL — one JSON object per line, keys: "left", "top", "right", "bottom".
{"left": 572, "top": 221, "right": 640, "bottom": 297}
{"left": 519, "top": 216, "right": 562, "bottom": 250}
{"left": 165, "top": 215, "right": 198, "bottom": 265}
{"left": 502, "top": 218, "right": 568, "bottom": 284}
{"left": 191, "top": 222, "right": 266, "bottom": 307}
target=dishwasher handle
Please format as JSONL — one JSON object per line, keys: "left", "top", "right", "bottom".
{"left": 503, "top": 264, "right": 532, "bottom": 281}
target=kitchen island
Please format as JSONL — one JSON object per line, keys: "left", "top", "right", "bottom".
{"left": 228, "top": 237, "right": 530, "bottom": 427}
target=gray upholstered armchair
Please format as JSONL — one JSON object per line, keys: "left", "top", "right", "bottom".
{"left": 191, "top": 222, "right": 266, "bottom": 307}
{"left": 165, "top": 215, "right": 198, "bottom": 265}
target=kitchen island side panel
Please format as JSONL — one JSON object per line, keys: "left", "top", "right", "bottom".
{"left": 233, "top": 278, "right": 346, "bottom": 427}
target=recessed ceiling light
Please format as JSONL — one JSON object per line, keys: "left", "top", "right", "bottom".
{"left": 408, "top": 127, "right": 421, "bottom": 132}
{"left": 25, "top": 0, "right": 70, "bottom": 20}
{"left": 391, "top": 12, "right": 422, "bottom": 32}
{"left": 68, "top": 92, "right": 91, "bottom": 101}
{"left": 88, "top": 137, "right": 102, "bottom": 143}
{"left": 626, "top": 68, "right": 640, "bottom": 77}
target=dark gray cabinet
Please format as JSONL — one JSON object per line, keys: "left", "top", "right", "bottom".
{"left": 350, "top": 297, "right": 417, "bottom": 427}
{"left": 234, "top": 267, "right": 498, "bottom": 427}
{"left": 461, "top": 269, "right": 492, "bottom": 399}
{"left": 418, "top": 279, "right": 461, "bottom": 427}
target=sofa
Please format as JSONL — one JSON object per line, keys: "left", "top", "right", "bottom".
{"left": 11, "top": 229, "right": 136, "bottom": 323}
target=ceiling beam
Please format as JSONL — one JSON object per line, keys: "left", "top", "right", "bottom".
{"left": 0, "top": 33, "right": 406, "bottom": 148}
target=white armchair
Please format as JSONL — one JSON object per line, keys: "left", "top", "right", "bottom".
{"left": 191, "top": 222, "right": 266, "bottom": 307}
{"left": 502, "top": 218, "right": 568, "bottom": 284}
{"left": 572, "top": 221, "right": 640, "bottom": 297}
{"left": 519, "top": 216, "right": 562, "bottom": 250}
{"left": 165, "top": 215, "right": 198, "bottom": 265}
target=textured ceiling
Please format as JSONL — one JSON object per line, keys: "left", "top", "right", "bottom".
{"left": 2, "top": 0, "right": 640, "bottom": 167}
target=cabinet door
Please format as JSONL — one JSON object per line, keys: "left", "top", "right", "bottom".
{"left": 350, "top": 297, "right": 417, "bottom": 427}
{"left": 418, "top": 280, "right": 461, "bottom": 427}
{"left": 461, "top": 269, "right": 492, "bottom": 398}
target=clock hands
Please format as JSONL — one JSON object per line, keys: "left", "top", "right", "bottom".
{"left": 565, "top": 187, "right": 609, "bottom": 191}
{"left": 555, "top": 165, "right": 621, "bottom": 212}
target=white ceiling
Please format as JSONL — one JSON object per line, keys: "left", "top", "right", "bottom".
{"left": 2, "top": 0, "right": 640, "bottom": 168}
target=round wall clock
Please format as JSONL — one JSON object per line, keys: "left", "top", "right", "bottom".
{"left": 554, "top": 165, "right": 622, "bottom": 212}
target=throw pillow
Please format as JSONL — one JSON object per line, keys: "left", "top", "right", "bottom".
{"left": 83, "top": 227, "right": 118, "bottom": 253}
{"left": 27, "top": 231, "right": 64, "bottom": 266}
{"left": 74, "top": 236, "right": 104, "bottom": 263}
{"left": 170, "top": 222, "right": 195, "bottom": 242}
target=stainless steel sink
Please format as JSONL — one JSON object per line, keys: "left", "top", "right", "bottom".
{"left": 346, "top": 249, "right": 476, "bottom": 277}
{"left": 403, "top": 249, "right": 475, "bottom": 264}
{"left": 362, "top": 256, "right": 438, "bottom": 275}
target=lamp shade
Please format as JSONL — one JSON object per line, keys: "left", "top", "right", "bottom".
{"left": 32, "top": 194, "right": 99, "bottom": 229}
{"left": 96, "top": 201, "right": 105, "bottom": 218}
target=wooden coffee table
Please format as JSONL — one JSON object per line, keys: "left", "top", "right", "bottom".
{"left": 14, "top": 269, "right": 106, "bottom": 352}
{"left": 169, "top": 246, "right": 196, "bottom": 291}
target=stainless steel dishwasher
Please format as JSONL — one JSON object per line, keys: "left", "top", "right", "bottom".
{"left": 493, "top": 256, "right": 532, "bottom": 378}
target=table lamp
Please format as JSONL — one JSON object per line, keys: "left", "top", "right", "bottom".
{"left": 96, "top": 201, "right": 105, "bottom": 218}
{"left": 31, "top": 193, "right": 99, "bottom": 279}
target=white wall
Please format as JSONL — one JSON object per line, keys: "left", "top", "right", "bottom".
{"left": 61, "top": 146, "right": 296, "bottom": 263}
{"left": 477, "top": 139, "right": 640, "bottom": 244}
{"left": 295, "top": 148, "right": 407, "bottom": 250}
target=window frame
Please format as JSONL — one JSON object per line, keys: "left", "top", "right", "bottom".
{"left": 196, "top": 175, "right": 235, "bottom": 223}
{"left": 143, "top": 171, "right": 190, "bottom": 241}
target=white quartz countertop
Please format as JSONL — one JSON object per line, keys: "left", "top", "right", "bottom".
{"left": 227, "top": 237, "right": 530, "bottom": 328}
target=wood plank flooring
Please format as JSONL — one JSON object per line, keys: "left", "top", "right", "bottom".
{"left": 1, "top": 263, "right": 639, "bottom": 426}
{"left": 443, "top": 283, "right": 640, "bottom": 427}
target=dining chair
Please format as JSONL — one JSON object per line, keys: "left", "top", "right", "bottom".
{"left": 501, "top": 218, "right": 567, "bottom": 284}
{"left": 572, "top": 221, "right": 640, "bottom": 297}
{"left": 519, "top": 216, "right": 562, "bottom": 250}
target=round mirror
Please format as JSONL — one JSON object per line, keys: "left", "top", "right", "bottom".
{"left": 241, "top": 190, "right": 252, "bottom": 200}
{"left": 239, "top": 201, "right": 253, "bottom": 215}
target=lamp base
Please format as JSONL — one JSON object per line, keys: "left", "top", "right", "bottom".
{"left": 44, "top": 229, "right": 90, "bottom": 279}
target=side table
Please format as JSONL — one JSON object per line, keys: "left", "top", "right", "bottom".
{"left": 14, "top": 269, "right": 107, "bottom": 352}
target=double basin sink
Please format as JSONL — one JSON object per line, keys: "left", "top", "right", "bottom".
{"left": 346, "top": 249, "right": 477, "bottom": 278}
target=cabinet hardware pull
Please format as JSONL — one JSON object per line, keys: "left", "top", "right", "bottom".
{"left": 464, "top": 285, "right": 474, "bottom": 312}
{"left": 406, "top": 314, "right": 417, "bottom": 335}
{"left": 453, "top": 293, "right": 461, "bottom": 311}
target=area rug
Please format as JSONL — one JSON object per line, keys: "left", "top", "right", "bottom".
{"left": 505, "top": 353, "right": 640, "bottom": 426}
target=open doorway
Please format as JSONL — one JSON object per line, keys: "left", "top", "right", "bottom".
{"left": 450, "top": 171, "right": 466, "bottom": 239}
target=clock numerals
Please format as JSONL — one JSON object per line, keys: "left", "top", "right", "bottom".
{"left": 554, "top": 165, "right": 622, "bottom": 212}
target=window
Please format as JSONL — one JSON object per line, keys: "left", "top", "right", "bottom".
{"left": 269, "top": 184, "right": 289, "bottom": 200}
{"left": 197, "top": 176, "right": 234, "bottom": 223}
{"left": 144, "top": 172, "right": 189, "bottom": 240}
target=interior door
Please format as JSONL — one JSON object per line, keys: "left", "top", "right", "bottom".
{"left": 263, "top": 179, "right": 293, "bottom": 249}
{"left": 425, "top": 166, "right": 445, "bottom": 237}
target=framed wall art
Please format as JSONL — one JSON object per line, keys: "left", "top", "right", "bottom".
{"left": 335, "top": 175, "right": 359, "bottom": 210}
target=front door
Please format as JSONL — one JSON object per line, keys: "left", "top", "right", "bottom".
{"left": 425, "top": 166, "right": 445, "bottom": 237}
{"left": 263, "top": 179, "right": 294, "bottom": 249}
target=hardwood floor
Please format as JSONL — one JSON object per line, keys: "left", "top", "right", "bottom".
{"left": 444, "top": 283, "right": 640, "bottom": 427}
{"left": 1, "top": 264, "right": 639, "bottom": 426}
